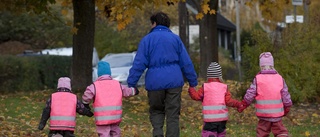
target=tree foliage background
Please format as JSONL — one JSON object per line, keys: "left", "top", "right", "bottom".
{"left": 0, "top": 10, "right": 72, "bottom": 49}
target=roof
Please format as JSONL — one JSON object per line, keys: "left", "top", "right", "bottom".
{"left": 185, "top": 0, "right": 236, "bottom": 32}
{"left": 217, "top": 13, "right": 236, "bottom": 32}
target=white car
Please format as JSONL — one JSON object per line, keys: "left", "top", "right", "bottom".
{"left": 100, "top": 52, "right": 145, "bottom": 86}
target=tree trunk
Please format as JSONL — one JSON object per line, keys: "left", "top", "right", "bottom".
{"left": 179, "top": 1, "right": 189, "bottom": 52}
{"left": 72, "top": 0, "right": 95, "bottom": 91}
{"left": 199, "top": 0, "right": 219, "bottom": 79}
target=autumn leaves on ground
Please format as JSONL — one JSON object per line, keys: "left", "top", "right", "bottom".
{"left": 1, "top": 81, "right": 320, "bottom": 137}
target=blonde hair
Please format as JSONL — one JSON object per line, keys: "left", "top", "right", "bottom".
{"left": 260, "top": 65, "right": 275, "bottom": 71}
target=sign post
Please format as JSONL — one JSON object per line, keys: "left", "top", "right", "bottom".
{"left": 292, "top": 0, "right": 303, "bottom": 22}
{"left": 292, "top": 0, "right": 303, "bottom": 6}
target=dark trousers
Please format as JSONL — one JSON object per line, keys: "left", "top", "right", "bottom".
{"left": 48, "top": 130, "right": 75, "bottom": 137}
{"left": 148, "top": 87, "right": 182, "bottom": 137}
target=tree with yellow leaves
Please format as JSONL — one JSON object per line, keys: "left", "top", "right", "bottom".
{"left": 0, "top": 0, "right": 220, "bottom": 89}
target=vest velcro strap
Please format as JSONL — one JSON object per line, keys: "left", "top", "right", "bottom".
{"left": 256, "top": 99, "right": 282, "bottom": 104}
{"left": 50, "top": 116, "right": 76, "bottom": 121}
{"left": 94, "top": 106, "right": 122, "bottom": 112}
{"left": 203, "top": 113, "right": 228, "bottom": 119}
{"left": 95, "top": 114, "right": 122, "bottom": 121}
{"left": 256, "top": 108, "right": 284, "bottom": 113}
{"left": 203, "top": 105, "right": 227, "bottom": 110}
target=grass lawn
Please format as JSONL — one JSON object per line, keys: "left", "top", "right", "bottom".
{"left": 1, "top": 83, "right": 320, "bottom": 137}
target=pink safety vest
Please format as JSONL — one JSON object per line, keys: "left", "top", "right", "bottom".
{"left": 93, "top": 80, "right": 122, "bottom": 125}
{"left": 202, "top": 82, "right": 228, "bottom": 122}
{"left": 50, "top": 92, "right": 77, "bottom": 131}
{"left": 255, "top": 74, "right": 284, "bottom": 117}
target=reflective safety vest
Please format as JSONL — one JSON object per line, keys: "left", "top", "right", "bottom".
{"left": 202, "top": 82, "right": 228, "bottom": 122}
{"left": 50, "top": 92, "right": 77, "bottom": 131}
{"left": 255, "top": 74, "right": 284, "bottom": 117}
{"left": 93, "top": 80, "right": 122, "bottom": 125}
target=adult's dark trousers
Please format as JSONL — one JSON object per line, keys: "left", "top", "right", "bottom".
{"left": 148, "top": 87, "right": 182, "bottom": 137}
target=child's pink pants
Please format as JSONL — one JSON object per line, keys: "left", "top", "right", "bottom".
{"left": 257, "top": 119, "right": 288, "bottom": 137}
{"left": 96, "top": 124, "right": 121, "bottom": 137}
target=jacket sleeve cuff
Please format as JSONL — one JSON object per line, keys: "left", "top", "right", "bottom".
{"left": 82, "top": 100, "right": 90, "bottom": 104}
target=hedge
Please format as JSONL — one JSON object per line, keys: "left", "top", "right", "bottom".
{"left": 0, "top": 55, "right": 71, "bottom": 92}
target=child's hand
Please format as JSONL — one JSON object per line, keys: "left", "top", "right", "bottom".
{"left": 83, "top": 103, "right": 91, "bottom": 111}
{"left": 188, "top": 87, "right": 196, "bottom": 92}
{"left": 284, "top": 106, "right": 290, "bottom": 116}
{"left": 87, "top": 111, "right": 94, "bottom": 117}
{"left": 134, "top": 87, "right": 140, "bottom": 95}
{"left": 237, "top": 100, "right": 248, "bottom": 113}
{"left": 38, "top": 123, "right": 45, "bottom": 130}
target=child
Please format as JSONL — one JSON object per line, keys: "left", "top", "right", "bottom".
{"left": 82, "top": 61, "right": 139, "bottom": 137}
{"left": 188, "top": 62, "right": 241, "bottom": 137}
{"left": 238, "top": 52, "right": 292, "bottom": 137}
{"left": 38, "top": 77, "right": 93, "bottom": 137}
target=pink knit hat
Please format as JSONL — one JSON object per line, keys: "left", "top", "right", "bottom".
{"left": 57, "top": 77, "right": 71, "bottom": 90}
{"left": 259, "top": 52, "right": 274, "bottom": 67}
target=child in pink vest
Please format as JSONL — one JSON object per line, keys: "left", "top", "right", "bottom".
{"left": 82, "top": 61, "right": 139, "bottom": 137}
{"left": 238, "top": 52, "right": 292, "bottom": 137}
{"left": 38, "top": 77, "right": 93, "bottom": 137}
{"left": 188, "top": 62, "right": 241, "bottom": 137}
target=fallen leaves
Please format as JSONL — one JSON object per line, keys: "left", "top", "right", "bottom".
{"left": 0, "top": 82, "right": 320, "bottom": 136}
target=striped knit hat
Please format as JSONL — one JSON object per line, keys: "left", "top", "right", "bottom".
{"left": 207, "top": 62, "right": 222, "bottom": 78}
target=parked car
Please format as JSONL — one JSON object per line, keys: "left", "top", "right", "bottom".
{"left": 39, "top": 47, "right": 99, "bottom": 82}
{"left": 100, "top": 52, "right": 146, "bottom": 86}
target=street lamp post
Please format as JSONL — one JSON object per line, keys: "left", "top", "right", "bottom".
{"left": 236, "top": 0, "right": 242, "bottom": 81}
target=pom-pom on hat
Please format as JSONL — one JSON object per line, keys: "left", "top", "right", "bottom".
{"left": 57, "top": 77, "right": 71, "bottom": 90}
{"left": 98, "top": 61, "right": 111, "bottom": 77}
{"left": 259, "top": 52, "right": 274, "bottom": 67}
{"left": 207, "top": 62, "right": 222, "bottom": 78}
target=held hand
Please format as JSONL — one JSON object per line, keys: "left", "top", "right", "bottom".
{"left": 83, "top": 103, "right": 91, "bottom": 111}
{"left": 234, "top": 101, "right": 242, "bottom": 108}
{"left": 38, "top": 123, "right": 45, "bottom": 130}
{"left": 237, "top": 100, "right": 248, "bottom": 113}
{"left": 188, "top": 87, "right": 196, "bottom": 92}
{"left": 87, "top": 111, "right": 94, "bottom": 117}
{"left": 284, "top": 106, "right": 290, "bottom": 116}
{"left": 134, "top": 87, "right": 140, "bottom": 95}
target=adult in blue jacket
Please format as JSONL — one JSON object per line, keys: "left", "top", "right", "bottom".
{"left": 127, "top": 12, "right": 198, "bottom": 137}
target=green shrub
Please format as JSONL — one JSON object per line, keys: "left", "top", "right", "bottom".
{"left": 0, "top": 55, "right": 71, "bottom": 92}
{"left": 240, "top": 20, "right": 320, "bottom": 103}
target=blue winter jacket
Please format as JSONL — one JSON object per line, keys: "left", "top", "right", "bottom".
{"left": 127, "top": 25, "right": 198, "bottom": 91}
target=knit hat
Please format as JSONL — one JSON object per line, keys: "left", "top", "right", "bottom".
{"left": 207, "top": 62, "right": 222, "bottom": 78}
{"left": 98, "top": 61, "right": 111, "bottom": 77}
{"left": 57, "top": 77, "right": 71, "bottom": 90}
{"left": 259, "top": 52, "right": 274, "bottom": 67}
